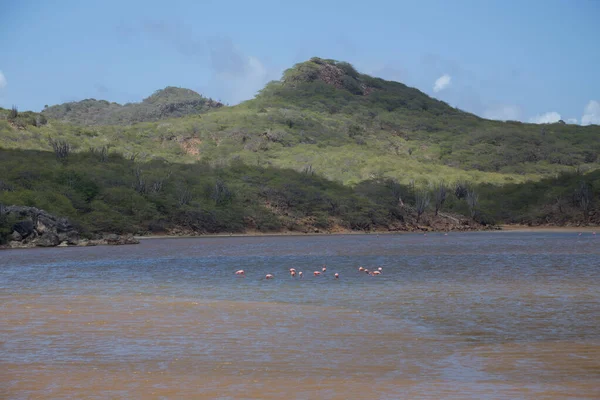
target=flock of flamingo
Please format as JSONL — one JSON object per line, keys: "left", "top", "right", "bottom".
{"left": 234, "top": 265, "right": 384, "bottom": 279}
{"left": 232, "top": 231, "right": 596, "bottom": 279}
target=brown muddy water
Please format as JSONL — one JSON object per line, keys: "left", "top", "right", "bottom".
{"left": 1, "top": 232, "right": 599, "bottom": 399}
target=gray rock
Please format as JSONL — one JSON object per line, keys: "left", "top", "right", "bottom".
{"left": 2, "top": 206, "right": 80, "bottom": 249}
{"left": 32, "top": 232, "right": 60, "bottom": 247}
{"left": 1, "top": 205, "right": 139, "bottom": 250}
{"left": 9, "top": 231, "right": 23, "bottom": 241}
{"left": 103, "top": 233, "right": 139, "bottom": 245}
{"left": 58, "top": 230, "right": 80, "bottom": 245}
{"left": 104, "top": 234, "right": 120, "bottom": 244}
{"left": 35, "top": 215, "right": 53, "bottom": 234}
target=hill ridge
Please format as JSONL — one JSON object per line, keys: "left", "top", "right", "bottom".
{"left": 1, "top": 57, "right": 599, "bottom": 184}
{"left": 41, "top": 86, "right": 223, "bottom": 126}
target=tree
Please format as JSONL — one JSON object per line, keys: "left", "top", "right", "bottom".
{"left": 212, "top": 178, "right": 233, "bottom": 206}
{"left": 132, "top": 166, "right": 146, "bottom": 194}
{"left": 176, "top": 183, "right": 193, "bottom": 206}
{"left": 466, "top": 188, "right": 479, "bottom": 219}
{"left": 8, "top": 106, "right": 18, "bottom": 120}
{"left": 48, "top": 137, "right": 71, "bottom": 161}
{"left": 387, "top": 179, "right": 404, "bottom": 207}
{"left": 454, "top": 181, "right": 469, "bottom": 199}
{"left": 415, "top": 189, "right": 430, "bottom": 223}
{"left": 89, "top": 145, "right": 109, "bottom": 162}
{"left": 35, "top": 114, "right": 48, "bottom": 126}
{"left": 574, "top": 181, "right": 593, "bottom": 223}
{"left": 432, "top": 181, "right": 447, "bottom": 216}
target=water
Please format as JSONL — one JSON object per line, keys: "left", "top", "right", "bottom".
{"left": 1, "top": 232, "right": 599, "bottom": 399}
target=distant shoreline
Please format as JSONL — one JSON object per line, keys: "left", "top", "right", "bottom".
{"left": 497, "top": 225, "right": 598, "bottom": 233}
{"left": 134, "top": 225, "right": 599, "bottom": 240}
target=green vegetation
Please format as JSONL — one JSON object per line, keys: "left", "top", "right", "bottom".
{"left": 40, "top": 87, "right": 223, "bottom": 126}
{"left": 0, "top": 148, "right": 454, "bottom": 240}
{"left": 3, "top": 59, "right": 599, "bottom": 186}
{"left": 0, "top": 57, "right": 598, "bottom": 239}
{"left": 0, "top": 147, "right": 596, "bottom": 243}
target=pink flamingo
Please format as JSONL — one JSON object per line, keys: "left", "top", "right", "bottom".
{"left": 322, "top": 266, "right": 327, "bottom": 273}
{"left": 378, "top": 267, "right": 382, "bottom": 271}
{"left": 358, "top": 266, "right": 365, "bottom": 272}
{"left": 364, "top": 269, "right": 370, "bottom": 274}
{"left": 266, "top": 274, "right": 274, "bottom": 279}
{"left": 299, "top": 271, "right": 303, "bottom": 278}
{"left": 235, "top": 270, "right": 245, "bottom": 276}
{"left": 314, "top": 271, "right": 321, "bottom": 276}
{"left": 291, "top": 271, "right": 296, "bottom": 277}
{"left": 373, "top": 271, "right": 381, "bottom": 276}
{"left": 289, "top": 268, "right": 296, "bottom": 273}
{"left": 334, "top": 273, "right": 339, "bottom": 279}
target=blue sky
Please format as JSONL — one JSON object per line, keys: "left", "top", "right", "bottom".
{"left": 1, "top": 0, "right": 599, "bottom": 124}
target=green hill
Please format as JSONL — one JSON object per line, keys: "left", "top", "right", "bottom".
{"left": 40, "top": 87, "right": 223, "bottom": 126}
{"left": 3, "top": 58, "right": 599, "bottom": 185}
{"left": 1, "top": 57, "right": 598, "bottom": 242}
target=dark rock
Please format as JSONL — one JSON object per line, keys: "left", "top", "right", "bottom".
{"left": 2, "top": 206, "right": 141, "bottom": 250}
{"left": 56, "top": 218, "right": 74, "bottom": 233}
{"left": 13, "top": 220, "right": 35, "bottom": 238}
{"left": 1, "top": 206, "right": 81, "bottom": 249}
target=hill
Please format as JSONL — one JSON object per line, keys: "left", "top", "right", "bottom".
{"left": 40, "top": 87, "right": 223, "bottom": 125}
{"left": 0, "top": 57, "right": 598, "bottom": 242}
{"left": 3, "top": 58, "right": 599, "bottom": 185}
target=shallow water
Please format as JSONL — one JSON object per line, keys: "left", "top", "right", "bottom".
{"left": 1, "top": 232, "right": 599, "bottom": 399}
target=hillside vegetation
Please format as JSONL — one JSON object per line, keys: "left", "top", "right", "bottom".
{"left": 0, "top": 148, "right": 486, "bottom": 244}
{"left": 2, "top": 58, "right": 599, "bottom": 186}
{"left": 1, "top": 57, "right": 598, "bottom": 242}
{"left": 0, "top": 147, "right": 597, "bottom": 244}
{"left": 40, "top": 87, "right": 223, "bottom": 125}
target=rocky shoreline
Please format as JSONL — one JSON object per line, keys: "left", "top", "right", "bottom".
{"left": 0, "top": 206, "right": 139, "bottom": 250}
{"left": 3, "top": 205, "right": 595, "bottom": 251}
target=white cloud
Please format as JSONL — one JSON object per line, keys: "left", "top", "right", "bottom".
{"left": 230, "top": 55, "right": 270, "bottom": 103}
{"left": 529, "top": 111, "right": 561, "bottom": 124}
{"left": 581, "top": 100, "right": 600, "bottom": 126}
{"left": 211, "top": 55, "right": 274, "bottom": 104}
{"left": 0, "top": 70, "right": 6, "bottom": 89}
{"left": 433, "top": 74, "right": 451, "bottom": 93}
{"left": 566, "top": 118, "right": 578, "bottom": 124}
{"left": 483, "top": 105, "right": 521, "bottom": 121}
